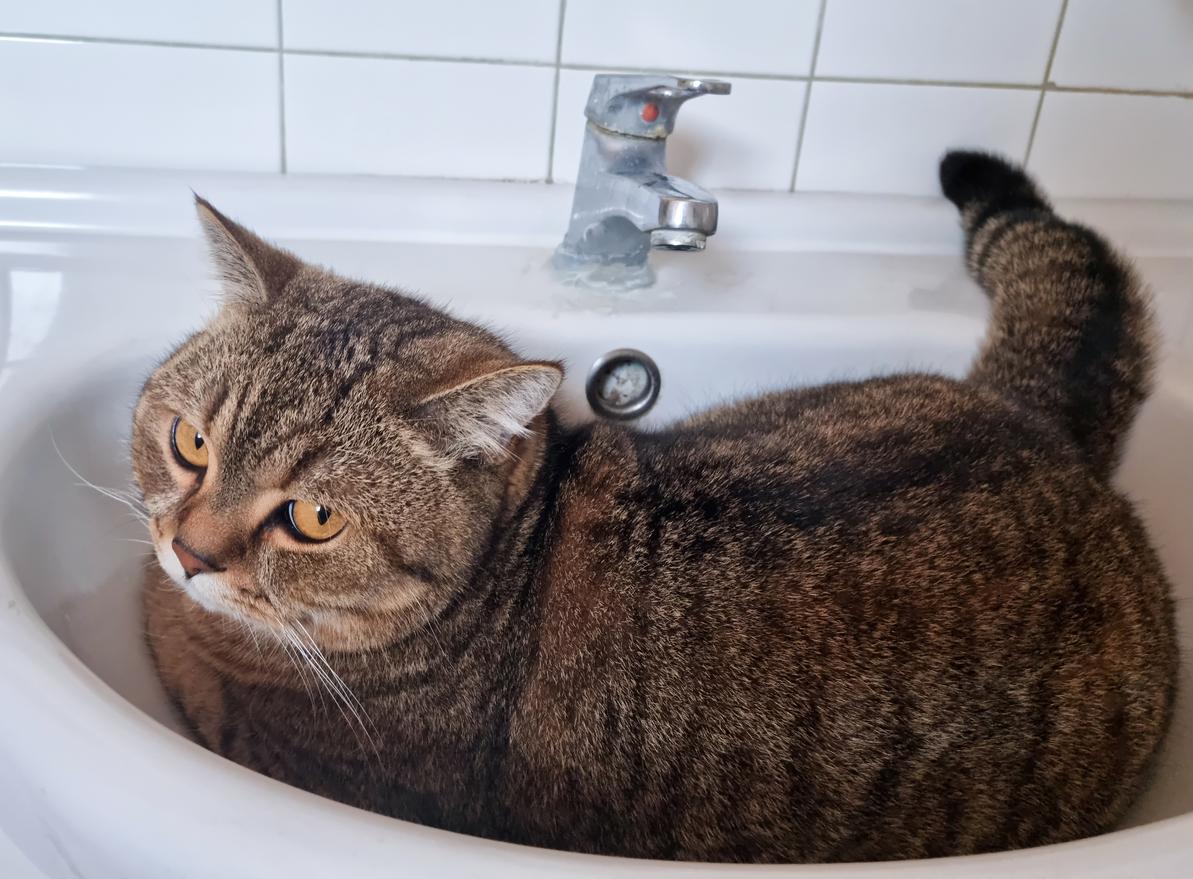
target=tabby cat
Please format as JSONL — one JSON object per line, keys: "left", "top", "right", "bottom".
{"left": 138, "top": 152, "right": 1176, "bottom": 862}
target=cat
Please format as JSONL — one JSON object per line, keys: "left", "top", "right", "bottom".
{"left": 138, "top": 151, "right": 1176, "bottom": 863}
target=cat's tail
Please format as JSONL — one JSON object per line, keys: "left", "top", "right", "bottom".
{"left": 940, "top": 150, "right": 1155, "bottom": 480}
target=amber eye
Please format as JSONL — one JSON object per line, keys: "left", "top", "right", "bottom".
{"left": 170, "top": 417, "right": 209, "bottom": 470}
{"left": 286, "top": 500, "right": 346, "bottom": 542}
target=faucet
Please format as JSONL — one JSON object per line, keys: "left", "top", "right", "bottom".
{"left": 553, "top": 74, "right": 731, "bottom": 289}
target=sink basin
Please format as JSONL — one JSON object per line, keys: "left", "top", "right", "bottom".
{"left": 1, "top": 166, "right": 1191, "bottom": 878}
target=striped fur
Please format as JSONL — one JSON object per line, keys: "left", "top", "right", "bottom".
{"left": 137, "top": 152, "right": 1176, "bottom": 862}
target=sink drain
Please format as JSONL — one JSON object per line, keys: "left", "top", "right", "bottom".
{"left": 586, "top": 348, "right": 661, "bottom": 420}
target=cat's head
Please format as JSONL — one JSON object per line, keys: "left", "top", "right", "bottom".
{"left": 132, "top": 198, "right": 561, "bottom": 650}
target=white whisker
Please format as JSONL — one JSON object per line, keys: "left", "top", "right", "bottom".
{"left": 238, "top": 620, "right": 263, "bottom": 657}
{"left": 286, "top": 621, "right": 382, "bottom": 765}
{"left": 278, "top": 635, "right": 320, "bottom": 711}
{"left": 52, "top": 434, "right": 150, "bottom": 525}
{"left": 286, "top": 630, "right": 369, "bottom": 754}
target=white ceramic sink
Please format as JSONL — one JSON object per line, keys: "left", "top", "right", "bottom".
{"left": 1, "top": 166, "right": 1191, "bottom": 878}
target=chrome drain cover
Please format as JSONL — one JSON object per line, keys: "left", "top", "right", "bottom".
{"left": 586, "top": 348, "right": 661, "bottom": 420}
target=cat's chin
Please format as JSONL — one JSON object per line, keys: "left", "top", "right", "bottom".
{"left": 151, "top": 539, "right": 267, "bottom": 627}
{"left": 180, "top": 573, "right": 238, "bottom": 616}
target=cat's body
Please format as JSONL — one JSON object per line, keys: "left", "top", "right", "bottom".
{"left": 141, "top": 153, "right": 1176, "bottom": 862}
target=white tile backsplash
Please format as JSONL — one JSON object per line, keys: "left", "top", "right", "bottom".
{"left": 552, "top": 70, "right": 804, "bottom": 191}
{"left": 1, "top": 2, "right": 1189, "bottom": 198}
{"left": 0, "top": 0, "right": 277, "bottom": 47}
{"left": 284, "top": 55, "right": 554, "bottom": 180}
{"left": 796, "top": 82, "right": 1038, "bottom": 195}
{"left": 1029, "top": 92, "right": 1193, "bottom": 200}
{"left": 282, "top": 0, "right": 560, "bottom": 62}
{"left": 817, "top": 0, "right": 1063, "bottom": 85}
{"left": 560, "top": 0, "right": 822, "bottom": 76}
{"left": 1051, "top": 0, "right": 1193, "bottom": 92}
{"left": 0, "top": 37, "right": 279, "bottom": 171}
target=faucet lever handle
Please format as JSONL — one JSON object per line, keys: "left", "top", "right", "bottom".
{"left": 640, "top": 78, "right": 732, "bottom": 101}
{"left": 584, "top": 74, "right": 732, "bottom": 139}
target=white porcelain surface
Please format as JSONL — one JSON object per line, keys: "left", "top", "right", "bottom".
{"left": 0, "top": 37, "right": 280, "bottom": 171}
{"left": 1051, "top": 0, "right": 1193, "bottom": 92}
{"left": 0, "top": 831, "right": 40, "bottom": 879}
{"left": 282, "top": 0, "right": 560, "bottom": 62}
{"left": 0, "top": 167, "right": 1191, "bottom": 879}
{"left": 283, "top": 55, "right": 554, "bottom": 179}
{"left": 560, "top": 0, "right": 822, "bottom": 76}
{"left": 552, "top": 70, "right": 804, "bottom": 190}
{"left": 0, "top": 0, "right": 277, "bottom": 47}
{"left": 796, "top": 82, "right": 1037, "bottom": 195}
{"left": 1029, "top": 92, "right": 1193, "bottom": 200}
{"left": 816, "top": 0, "right": 1062, "bottom": 85}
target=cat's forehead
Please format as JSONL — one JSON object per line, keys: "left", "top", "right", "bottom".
{"left": 171, "top": 294, "right": 398, "bottom": 398}
{"left": 193, "top": 317, "right": 393, "bottom": 429}
{"left": 148, "top": 290, "right": 508, "bottom": 472}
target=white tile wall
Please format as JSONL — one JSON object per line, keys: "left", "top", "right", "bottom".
{"left": 552, "top": 70, "right": 804, "bottom": 191}
{"left": 816, "top": 0, "right": 1062, "bottom": 85}
{"left": 0, "top": 1, "right": 1190, "bottom": 197}
{"left": 1029, "top": 93, "right": 1193, "bottom": 200}
{"left": 283, "top": 0, "right": 560, "bottom": 62}
{"left": 284, "top": 55, "right": 554, "bottom": 179}
{"left": 560, "top": 0, "right": 822, "bottom": 77}
{"left": 797, "top": 83, "right": 1038, "bottom": 196}
{"left": 0, "top": 0, "right": 277, "bottom": 47}
{"left": 1051, "top": 0, "right": 1193, "bottom": 92}
{"left": 0, "top": 37, "right": 279, "bottom": 171}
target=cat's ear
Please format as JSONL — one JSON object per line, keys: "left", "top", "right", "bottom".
{"left": 413, "top": 362, "right": 563, "bottom": 461}
{"left": 194, "top": 195, "right": 301, "bottom": 305}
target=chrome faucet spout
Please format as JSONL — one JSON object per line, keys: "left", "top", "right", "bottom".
{"left": 553, "top": 74, "right": 731, "bottom": 289}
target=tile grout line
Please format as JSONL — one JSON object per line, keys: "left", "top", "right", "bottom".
{"left": 0, "top": 31, "right": 559, "bottom": 66}
{"left": 544, "top": 0, "right": 567, "bottom": 183}
{"left": 1025, "top": 0, "right": 1069, "bottom": 166}
{"left": 2, "top": 30, "right": 1191, "bottom": 99}
{"left": 276, "top": 0, "right": 288, "bottom": 174}
{"left": 563, "top": 66, "right": 1193, "bottom": 97}
{"left": 1044, "top": 83, "right": 1193, "bottom": 99}
{"left": 0, "top": 31, "right": 275, "bottom": 52}
{"left": 789, "top": 0, "right": 828, "bottom": 192}
{"left": 287, "top": 46, "right": 550, "bottom": 67}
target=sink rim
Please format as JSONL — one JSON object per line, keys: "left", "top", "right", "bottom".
{"left": 1, "top": 165, "right": 1191, "bottom": 877}
{"left": 2, "top": 361, "right": 1191, "bottom": 879}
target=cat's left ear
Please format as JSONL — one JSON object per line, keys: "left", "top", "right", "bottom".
{"left": 194, "top": 195, "right": 302, "bottom": 305}
{"left": 413, "top": 362, "right": 563, "bottom": 461}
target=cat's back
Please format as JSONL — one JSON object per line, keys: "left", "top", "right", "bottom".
{"left": 546, "top": 371, "right": 1156, "bottom": 634}
{"left": 512, "top": 372, "right": 1175, "bottom": 860}
{"left": 608, "top": 372, "right": 1081, "bottom": 534}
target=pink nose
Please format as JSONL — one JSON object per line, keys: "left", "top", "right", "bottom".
{"left": 171, "top": 538, "right": 219, "bottom": 578}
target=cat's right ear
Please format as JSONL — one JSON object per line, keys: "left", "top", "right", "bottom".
{"left": 194, "top": 195, "right": 301, "bottom": 305}
{"left": 412, "top": 362, "right": 563, "bottom": 462}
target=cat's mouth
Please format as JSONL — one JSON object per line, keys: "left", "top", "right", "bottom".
{"left": 147, "top": 518, "right": 426, "bottom": 652}
{"left": 149, "top": 519, "right": 279, "bottom": 628}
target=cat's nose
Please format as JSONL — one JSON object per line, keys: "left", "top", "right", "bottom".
{"left": 171, "top": 538, "right": 221, "bottom": 578}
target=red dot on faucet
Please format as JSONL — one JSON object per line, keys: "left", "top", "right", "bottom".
{"left": 641, "top": 102, "right": 660, "bottom": 122}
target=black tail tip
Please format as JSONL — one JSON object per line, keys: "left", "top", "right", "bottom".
{"left": 939, "top": 150, "right": 1048, "bottom": 213}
